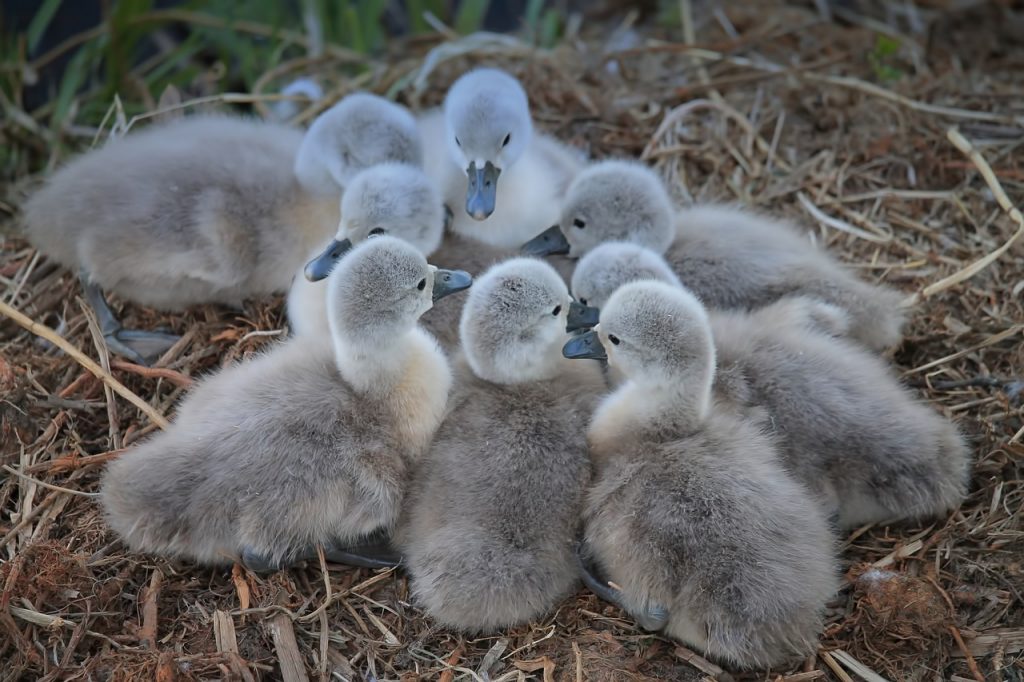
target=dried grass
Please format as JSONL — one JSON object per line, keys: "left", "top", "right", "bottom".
{"left": 2, "top": 2, "right": 1023, "bottom": 680}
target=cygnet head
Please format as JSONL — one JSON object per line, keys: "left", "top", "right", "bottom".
{"left": 444, "top": 68, "right": 533, "bottom": 220}
{"left": 571, "top": 241, "right": 681, "bottom": 310}
{"left": 459, "top": 258, "right": 572, "bottom": 384}
{"left": 564, "top": 281, "right": 715, "bottom": 417}
{"left": 305, "top": 163, "right": 445, "bottom": 281}
{"left": 295, "top": 92, "right": 422, "bottom": 196}
{"left": 521, "top": 160, "right": 674, "bottom": 259}
{"left": 327, "top": 236, "right": 471, "bottom": 349}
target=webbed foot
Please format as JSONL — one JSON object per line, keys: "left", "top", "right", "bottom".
{"left": 81, "top": 273, "right": 179, "bottom": 365}
{"left": 576, "top": 542, "right": 669, "bottom": 632}
{"left": 241, "top": 547, "right": 287, "bottom": 573}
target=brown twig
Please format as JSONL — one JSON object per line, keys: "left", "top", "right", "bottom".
{"left": 0, "top": 300, "right": 169, "bottom": 429}
{"left": 949, "top": 626, "right": 986, "bottom": 682}
{"left": 139, "top": 569, "right": 163, "bottom": 649}
{"left": 110, "top": 359, "right": 193, "bottom": 388}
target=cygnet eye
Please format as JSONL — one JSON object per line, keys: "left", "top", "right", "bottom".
{"left": 573, "top": 218, "right": 586, "bottom": 229}
{"left": 417, "top": 278, "right": 427, "bottom": 291}
{"left": 608, "top": 334, "right": 621, "bottom": 345}
{"left": 552, "top": 305, "right": 562, "bottom": 316}
{"left": 578, "top": 297, "right": 588, "bottom": 306}
{"left": 368, "top": 227, "right": 386, "bottom": 237}
{"left": 502, "top": 133, "right": 511, "bottom": 147}
{"left": 455, "top": 136, "right": 461, "bottom": 147}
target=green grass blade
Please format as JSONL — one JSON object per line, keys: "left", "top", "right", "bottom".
{"left": 524, "top": 0, "right": 548, "bottom": 40}
{"left": 454, "top": 0, "right": 490, "bottom": 35}
{"left": 27, "top": 0, "right": 63, "bottom": 53}
{"left": 406, "top": 0, "right": 427, "bottom": 33}
{"left": 51, "top": 41, "right": 93, "bottom": 130}
{"left": 539, "top": 8, "right": 560, "bottom": 47}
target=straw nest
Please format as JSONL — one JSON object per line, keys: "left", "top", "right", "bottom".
{"left": 1, "top": 2, "right": 1021, "bottom": 680}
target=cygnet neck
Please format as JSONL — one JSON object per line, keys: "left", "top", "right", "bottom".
{"left": 329, "top": 321, "right": 422, "bottom": 395}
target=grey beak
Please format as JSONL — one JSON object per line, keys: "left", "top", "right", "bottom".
{"left": 566, "top": 301, "right": 600, "bottom": 333}
{"left": 465, "top": 161, "right": 500, "bottom": 220}
{"left": 521, "top": 224, "right": 570, "bottom": 256}
{"left": 432, "top": 268, "right": 473, "bottom": 302}
{"left": 304, "top": 238, "right": 353, "bottom": 281}
{"left": 562, "top": 329, "right": 606, "bottom": 360}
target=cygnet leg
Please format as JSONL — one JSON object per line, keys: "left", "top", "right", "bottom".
{"left": 80, "top": 273, "right": 179, "bottom": 366}
{"left": 323, "top": 528, "right": 401, "bottom": 568}
{"left": 241, "top": 531, "right": 402, "bottom": 574}
{"left": 576, "top": 542, "right": 669, "bottom": 632}
{"left": 443, "top": 203, "right": 455, "bottom": 232}
{"left": 241, "top": 546, "right": 290, "bottom": 573}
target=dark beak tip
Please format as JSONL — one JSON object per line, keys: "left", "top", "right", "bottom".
{"left": 562, "top": 330, "right": 606, "bottom": 360}
{"left": 521, "top": 224, "right": 571, "bottom": 257}
{"left": 304, "top": 238, "right": 353, "bottom": 282}
{"left": 432, "top": 268, "right": 473, "bottom": 302}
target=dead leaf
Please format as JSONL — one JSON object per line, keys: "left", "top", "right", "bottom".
{"left": 231, "top": 563, "right": 250, "bottom": 611}
{"left": 514, "top": 656, "right": 556, "bottom": 682}
{"left": 156, "top": 650, "right": 177, "bottom": 682}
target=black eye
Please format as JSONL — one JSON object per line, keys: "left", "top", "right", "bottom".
{"left": 573, "top": 218, "right": 586, "bottom": 229}
{"left": 417, "top": 278, "right": 426, "bottom": 291}
{"left": 368, "top": 227, "right": 386, "bottom": 236}
{"left": 455, "top": 136, "right": 461, "bottom": 147}
{"left": 578, "top": 298, "right": 587, "bottom": 306}
{"left": 608, "top": 334, "right": 620, "bottom": 345}
{"left": 502, "top": 133, "right": 511, "bottom": 147}
{"left": 552, "top": 305, "right": 561, "bottom": 316}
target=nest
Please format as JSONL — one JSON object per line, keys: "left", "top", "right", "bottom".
{"left": 1, "top": 2, "right": 1022, "bottom": 680}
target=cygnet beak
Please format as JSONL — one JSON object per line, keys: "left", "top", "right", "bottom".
{"left": 465, "top": 161, "right": 500, "bottom": 220}
{"left": 566, "top": 301, "right": 600, "bottom": 333}
{"left": 432, "top": 268, "right": 473, "bottom": 302}
{"left": 562, "top": 329, "right": 606, "bottom": 360}
{"left": 521, "top": 224, "right": 570, "bottom": 256}
{"left": 304, "top": 238, "right": 353, "bottom": 281}
{"left": 575, "top": 542, "right": 669, "bottom": 632}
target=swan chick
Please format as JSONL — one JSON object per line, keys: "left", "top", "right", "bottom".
{"left": 444, "top": 68, "right": 532, "bottom": 220}
{"left": 523, "top": 159, "right": 906, "bottom": 350}
{"left": 569, "top": 244, "right": 970, "bottom": 529}
{"left": 563, "top": 281, "right": 836, "bottom": 669}
{"left": 294, "top": 92, "right": 422, "bottom": 196}
{"left": 101, "top": 237, "right": 471, "bottom": 570}
{"left": 288, "top": 162, "right": 446, "bottom": 337}
{"left": 398, "top": 257, "right": 606, "bottom": 632}
{"left": 419, "top": 68, "right": 583, "bottom": 248}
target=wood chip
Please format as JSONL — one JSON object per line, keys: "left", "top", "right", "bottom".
{"left": 267, "top": 591, "right": 308, "bottom": 682}
{"left": 673, "top": 645, "right": 732, "bottom": 681}
{"left": 213, "top": 610, "right": 239, "bottom": 654}
{"left": 513, "top": 656, "right": 556, "bottom": 682}
{"left": 957, "top": 627, "right": 1024, "bottom": 657}
{"left": 139, "top": 569, "right": 163, "bottom": 650}
{"left": 830, "top": 650, "right": 892, "bottom": 682}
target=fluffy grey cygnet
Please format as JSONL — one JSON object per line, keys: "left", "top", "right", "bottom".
{"left": 419, "top": 68, "right": 584, "bottom": 248}
{"left": 100, "top": 237, "right": 470, "bottom": 570}
{"left": 563, "top": 281, "right": 836, "bottom": 669}
{"left": 570, "top": 242, "right": 971, "bottom": 529}
{"left": 398, "top": 257, "right": 605, "bottom": 632}
{"left": 523, "top": 159, "right": 906, "bottom": 351}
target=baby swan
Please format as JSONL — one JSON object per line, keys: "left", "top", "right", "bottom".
{"left": 288, "top": 162, "right": 446, "bottom": 338}
{"left": 419, "top": 68, "right": 583, "bottom": 248}
{"left": 563, "top": 281, "right": 835, "bottom": 669}
{"left": 570, "top": 242, "right": 971, "bottom": 529}
{"left": 294, "top": 91, "right": 422, "bottom": 196}
{"left": 23, "top": 92, "right": 419, "bottom": 364}
{"left": 523, "top": 160, "right": 906, "bottom": 351}
{"left": 398, "top": 258, "right": 606, "bottom": 632}
{"left": 100, "top": 237, "right": 471, "bottom": 571}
